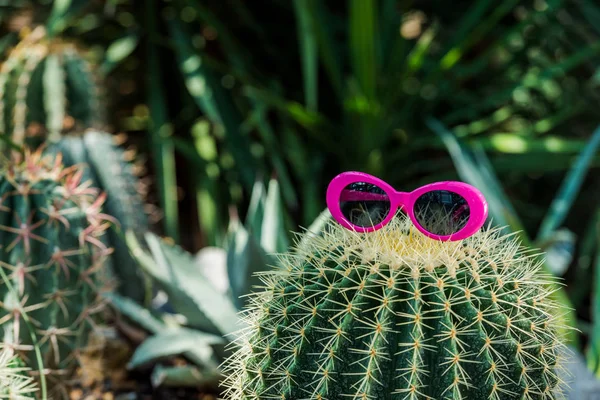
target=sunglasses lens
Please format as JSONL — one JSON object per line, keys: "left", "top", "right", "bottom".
{"left": 340, "top": 182, "right": 391, "bottom": 228}
{"left": 413, "top": 190, "right": 470, "bottom": 235}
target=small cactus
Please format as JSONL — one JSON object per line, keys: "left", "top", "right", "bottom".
{"left": 0, "top": 27, "right": 102, "bottom": 149}
{"left": 0, "top": 347, "right": 38, "bottom": 399}
{"left": 0, "top": 149, "right": 111, "bottom": 380}
{"left": 221, "top": 215, "right": 569, "bottom": 399}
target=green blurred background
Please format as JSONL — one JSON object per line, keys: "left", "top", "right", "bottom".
{"left": 4, "top": 0, "right": 600, "bottom": 388}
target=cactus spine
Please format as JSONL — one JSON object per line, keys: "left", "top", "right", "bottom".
{"left": 0, "top": 149, "right": 111, "bottom": 378}
{"left": 0, "top": 347, "right": 38, "bottom": 399}
{"left": 221, "top": 216, "right": 568, "bottom": 400}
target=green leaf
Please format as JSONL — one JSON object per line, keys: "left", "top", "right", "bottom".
{"left": 581, "top": 0, "right": 600, "bottom": 36}
{"left": 101, "top": 33, "right": 140, "bottom": 75}
{"left": 245, "top": 101, "right": 298, "bottom": 209}
{"left": 103, "top": 292, "right": 165, "bottom": 334}
{"left": 151, "top": 364, "right": 221, "bottom": 388}
{"left": 294, "top": 0, "right": 319, "bottom": 111}
{"left": 243, "top": 87, "right": 336, "bottom": 149}
{"left": 127, "top": 232, "right": 240, "bottom": 335}
{"left": 309, "top": 1, "right": 343, "bottom": 97}
{"left": 245, "top": 179, "right": 266, "bottom": 238}
{"left": 349, "top": 0, "right": 378, "bottom": 100}
{"left": 438, "top": 0, "right": 495, "bottom": 69}
{"left": 147, "top": 6, "right": 179, "bottom": 242}
{"left": 426, "top": 117, "right": 527, "bottom": 239}
{"left": 572, "top": 207, "right": 600, "bottom": 310}
{"left": 128, "top": 328, "right": 223, "bottom": 370}
{"left": 46, "top": 0, "right": 89, "bottom": 36}
{"left": 297, "top": 208, "right": 332, "bottom": 251}
{"left": 169, "top": 20, "right": 257, "bottom": 190}
{"left": 536, "top": 124, "right": 600, "bottom": 242}
{"left": 469, "top": 134, "right": 589, "bottom": 154}
{"left": 588, "top": 246, "right": 600, "bottom": 375}
{"left": 226, "top": 220, "right": 273, "bottom": 310}
{"left": 261, "top": 179, "right": 288, "bottom": 254}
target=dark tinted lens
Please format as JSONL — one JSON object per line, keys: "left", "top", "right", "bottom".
{"left": 340, "top": 182, "right": 391, "bottom": 227}
{"left": 413, "top": 190, "right": 470, "bottom": 235}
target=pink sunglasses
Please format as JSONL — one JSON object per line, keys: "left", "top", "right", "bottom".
{"left": 326, "top": 171, "right": 488, "bottom": 241}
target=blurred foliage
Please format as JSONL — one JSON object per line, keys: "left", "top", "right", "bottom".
{"left": 106, "top": 178, "right": 287, "bottom": 389}
{"left": 5, "top": 0, "right": 600, "bottom": 381}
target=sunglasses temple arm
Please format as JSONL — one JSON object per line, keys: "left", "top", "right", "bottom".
{"left": 340, "top": 189, "right": 389, "bottom": 202}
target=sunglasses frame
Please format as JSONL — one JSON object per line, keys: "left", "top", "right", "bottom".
{"left": 326, "top": 171, "right": 488, "bottom": 241}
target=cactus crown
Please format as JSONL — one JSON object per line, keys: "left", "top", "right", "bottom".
{"left": 0, "top": 27, "right": 102, "bottom": 148}
{"left": 0, "top": 149, "right": 112, "bottom": 382}
{"left": 221, "top": 214, "right": 569, "bottom": 400}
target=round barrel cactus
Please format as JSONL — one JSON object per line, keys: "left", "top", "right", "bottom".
{"left": 0, "top": 27, "right": 102, "bottom": 148}
{"left": 221, "top": 216, "right": 568, "bottom": 399}
{"left": 0, "top": 149, "right": 111, "bottom": 378}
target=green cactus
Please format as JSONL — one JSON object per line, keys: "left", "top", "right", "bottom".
{"left": 221, "top": 215, "right": 569, "bottom": 400}
{"left": 0, "top": 347, "right": 38, "bottom": 399}
{"left": 49, "top": 130, "right": 150, "bottom": 303}
{"left": 0, "top": 27, "right": 102, "bottom": 149}
{"left": 0, "top": 28, "right": 150, "bottom": 303}
{"left": 0, "top": 149, "right": 111, "bottom": 379}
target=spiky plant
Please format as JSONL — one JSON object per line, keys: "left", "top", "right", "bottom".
{"left": 0, "top": 346, "right": 38, "bottom": 399}
{"left": 0, "top": 26, "right": 102, "bottom": 148}
{"left": 48, "top": 129, "right": 151, "bottom": 303}
{"left": 221, "top": 215, "right": 569, "bottom": 400}
{"left": 0, "top": 27, "right": 151, "bottom": 302}
{"left": 0, "top": 149, "right": 112, "bottom": 384}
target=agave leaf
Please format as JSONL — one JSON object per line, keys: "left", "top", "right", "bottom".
{"left": 245, "top": 179, "right": 266, "bottom": 239}
{"left": 104, "top": 292, "right": 166, "bottom": 334}
{"left": 226, "top": 220, "right": 273, "bottom": 310}
{"left": 297, "top": 208, "right": 332, "bottom": 251}
{"left": 126, "top": 231, "right": 240, "bottom": 336}
{"left": 195, "top": 246, "right": 228, "bottom": 295}
{"left": 261, "top": 179, "right": 289, "bottom": 254}
{"left": 128, "top": 328, "right": 223, "bottom": 370}
{"left": 151, "top": 364, "right": 221, "bottom": 388}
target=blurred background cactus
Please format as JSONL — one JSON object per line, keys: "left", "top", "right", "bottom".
{"left": 0, "top": 19, "right": 151, "bottom": 304}
{"left": 1, "top": 0, "right": 600, "bottom": 398}
{"left": 0, "top": 26, "right": 103, "bottom": 149}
